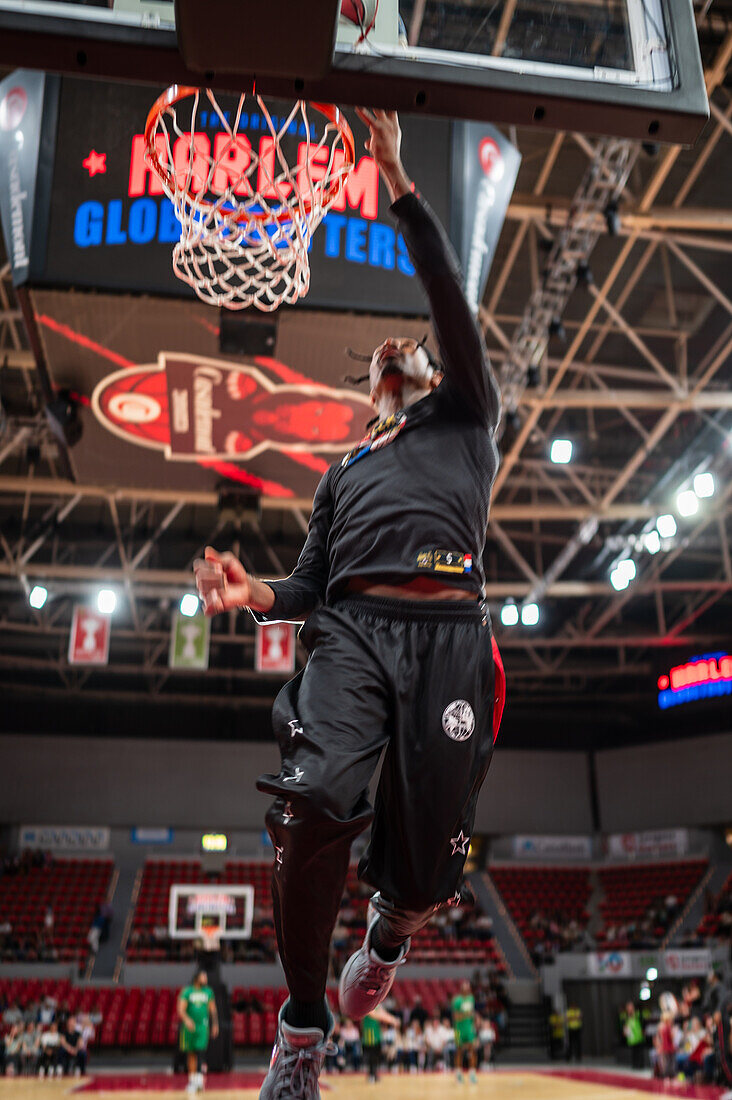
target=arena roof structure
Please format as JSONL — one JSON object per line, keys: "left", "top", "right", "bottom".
{"left": 0, "top": 5, "right": 731, "bottom": 747}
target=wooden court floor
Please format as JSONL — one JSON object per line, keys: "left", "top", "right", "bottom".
{"left": 0, "top": 1072, "right": 714, "bottom": 1100}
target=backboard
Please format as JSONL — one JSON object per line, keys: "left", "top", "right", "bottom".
{"left": 0, "top": 0, "right": 708, "bottom": 143}
{"left": 168, "top": 883, "right": 255, "bottom": 939}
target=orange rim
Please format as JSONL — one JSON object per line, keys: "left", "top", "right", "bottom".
{"left": 144, "top": 85, "right": 356, "bottom": 225}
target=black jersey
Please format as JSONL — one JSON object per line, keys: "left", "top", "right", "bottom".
{"left": 258, "top": 191, "right": 501, "bottom": 622}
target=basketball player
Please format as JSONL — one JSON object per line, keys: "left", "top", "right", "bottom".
{"left": 195, "top": 108, "right": 505, "bottom": 1100}
{"left": 177, "top": 969, "right": 218, "bottom": 1095}
{"left": 452, "top": 979, "right": 479, "bottom": 1084}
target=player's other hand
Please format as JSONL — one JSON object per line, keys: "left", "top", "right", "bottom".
{"left": 193, "top": 547, "right": 253, "bottom": 616}
{"left": 211, "top": 1022, "right": 219, "bottom": 1039}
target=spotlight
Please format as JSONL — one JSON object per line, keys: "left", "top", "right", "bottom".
{"left": 97, "top": 589, "right": 117, "bottom": 615}
{"left": 500, "top": 602, "right": 519, "bottom": 627}
{"left": 45, "top": 389, "right": 83, "bottom": 448}
{"left": 521, "top": 603, "right": 540, "bottom": 626}
{"left": 656, "top": 514, "right": 677, "bottom": 539}
{"left": 29, "top": 585, "right": 48, "bottom": 610}
{"left": 576, "top": 261, "right": 594, "bottom": 286}
{"left": 604, "top": 201, "right": 620, "bottom": 236}
{"left": 693, "top": 472, "right": 714, "bottom": 498}
{"left": 646, "top": 967, "right": 658, "bottom": 982}
{"left": 610, "top": 560, "right": 636, "bottom": 591}
{"left": 180, "top": 593, "right": 200, "bottom": 617}
{"left": 550, "top": 438, "right": 572, "bottom": 464}
{"left": 643, "top": 530, "right": 661, "bottom": 555}
{"left": 639, "top": 985, "right": 651, "bottom": 1002}
{"left": 617, "top": 559, "right": 637, "bottom": 583}
{"left": 642, "top": 141, "right": 660, "bottom": 158}
{"left": 676, "top": 488, "right": 699, "bottom": 517}
{"left": 526, "top": 365, "right": 540, "bottom": 389}
{"left": 548, "top": 318, "right": 566, "bottom": 341}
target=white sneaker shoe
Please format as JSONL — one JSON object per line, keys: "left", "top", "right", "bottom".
{"left": 259, "top": 999, "right": 334, "bottom": 1100}
{"left": 338, "top": 908, "right": 409, "bottom": 1019}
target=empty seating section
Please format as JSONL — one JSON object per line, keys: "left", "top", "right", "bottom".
{"left": 0, "top": 858, "right": 113, "bottom": 961}
{"left": 597, "top": 859, "right": 707, "bottom": 946}
{"left": 489, "top": 865, "right": 591, "bottom": 948}
{"left": 0, "top": 978, "right": 463, "bottom": 1049}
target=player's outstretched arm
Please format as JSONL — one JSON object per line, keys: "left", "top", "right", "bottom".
{"left": 357, "top": 108, "right": 501, "bottom": 431}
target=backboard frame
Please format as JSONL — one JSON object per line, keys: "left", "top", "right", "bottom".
{"left": 0, "top": 0, "right": 708, "bottom": 144}
{"left": 168, "top": 883, "right": 255, "bottom": 940}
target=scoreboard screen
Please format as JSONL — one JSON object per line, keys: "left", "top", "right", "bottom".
{"left": 39, "top": 80, "right": 453, "bottom": 315}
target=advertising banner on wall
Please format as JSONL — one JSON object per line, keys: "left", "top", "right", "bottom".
{"left": 606, "top": 829, "right": 689, "bottom": 859}
{"left": 20, "top": 825, "right": 110, "bottom": 850}
{"left": 513, "top": 835, "right": 592, "bottom": 860}
{"left": 587, "top": 952, "right": 633, "bottom": 977}
{"left": 663, "top": 948, "right": 713, "bottom": 975}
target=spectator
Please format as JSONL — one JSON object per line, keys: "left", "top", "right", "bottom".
{"left": 20, "top": 1022, "right": 40, "bottom": 1076}
{"left": 3, "top": 1001, "right": 22, "bottom": 1028}
{"left": 623, "top": 1002, "right": 645, "bottom": 1070}
{"left": 424, "top": 1012, "right": 446, "bottom": 1071}
{"left": 477, "top": 1014, "right": 496, "bottom": 1070}
{"left": 676, "top": 1015, "right": 715, "bottom": 1082}
{"left": 58, "top": 1015, "right": 81, "bottom": 1076}
{"left": 38, "top": 1022, "right": 60, "bottom": 1078}
{"left": 76, "top": 1014, "right": 95, "bottom": 1076}
{"left": 409, "top": 996, "right": 429, "bottom": 1028}
{"left": 361, "top": 1007, "right": 398, "bottom": 1084}
{"left": 339, "top": 1018, "right": 361, "bottom": 1071}
{"left": 4, "top": 1026, "right": 22, "bottom": 1076}
{"left": 654, "top": 1011, "right": 676, "bottom": 1078}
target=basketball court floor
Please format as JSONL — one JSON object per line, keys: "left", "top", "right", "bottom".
{"left": 1, "top": 1071, "right": 727, "bottom": 1100}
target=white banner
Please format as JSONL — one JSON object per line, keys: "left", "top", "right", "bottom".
{"left": 513, "top": 835, "right": 592, "bottom": 860}
{"left": 587, "top": 951, "right": 633, "bottom": 977}
{"left": 20, "top": 825, "right": 110, "bottom": 851}
{"left": 663, "top": 949, "right": 712, "bottom": 976}
{"left": 606, "top": 829, "right": 689, "bottom": 859}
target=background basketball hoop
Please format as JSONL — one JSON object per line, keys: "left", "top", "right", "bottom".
{"left": 145, "top": 86, "right": 355, "bottom": 312}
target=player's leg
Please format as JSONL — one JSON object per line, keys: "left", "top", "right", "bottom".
{"left": 256, "top": 606, "right": 390, "bottom": 1098}
{"left": 186, "top": 1050, "right": 197, "bottom": 1095}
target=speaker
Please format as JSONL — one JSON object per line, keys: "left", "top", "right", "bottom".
{"left": 219, "top": 313, "right": 278, "bottom": 358}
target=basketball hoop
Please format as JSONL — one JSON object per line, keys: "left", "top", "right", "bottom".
{"left": 200, "top": 925, "right": 222, "bottom": 953}
{"left": 144, "top": 86, "right": 356, "bottom": 312}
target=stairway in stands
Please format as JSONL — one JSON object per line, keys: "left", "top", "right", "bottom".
{"left": 503, "top": 995, "right": 548, "bottom": 1063}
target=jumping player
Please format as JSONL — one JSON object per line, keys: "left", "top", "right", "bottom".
{"left": 195, "top": 108, "right": 505, "bottom": 1100}
{"left": 452, "top": 979, "right": 479, "bottom": 1084}
{"left": 177, "top": 969, "right": 219, "bottom": 1095}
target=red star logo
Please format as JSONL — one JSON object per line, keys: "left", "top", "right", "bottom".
{"left": 82, "top": 150, "right": 106, "bottom": 176}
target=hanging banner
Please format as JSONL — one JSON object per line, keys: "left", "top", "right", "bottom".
{"left": 606, "top": 829, "right": 689, "bottom": 859}
{"left": 0, "top": 71, "right": 57, "bottom": 285}
{"left": 513, "top": 835, "right": 592, "bottom": 860}
{"left": 663, "top": 948, "right": 712, "bottom": 976}
{"left": 450, "top": 122, "right": 521, "bottom": 315}
{"left": 587, "top": 951, "right": 632, "bottom": 977}
{"left": 255, "top": 622, "right": 296, "bottom": 674}
{"left": 68, "top": 605, "right": 111, "bottom": 666}
{"left": 169, "top": 611, "right": 210, "bottom": 670}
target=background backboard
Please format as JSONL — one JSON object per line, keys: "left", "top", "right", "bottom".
{"left": 168, "top": 883, "right": 254, "bottom": 939}
{"left": 0, "top": 0, "right": 709, "bottom": 142}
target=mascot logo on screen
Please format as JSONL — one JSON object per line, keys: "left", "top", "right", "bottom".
{"left": 91, "top": 353, "right": 371, "bottom": 462}
{"left": 0, "top": 86, "right": 28, "bottom": 131}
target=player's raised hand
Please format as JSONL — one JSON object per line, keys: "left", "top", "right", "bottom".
{"left": 355, "top": 108, "right": 412, "bottom": 202}
{"left": 193, "top": 547, "right": 253, "bottom": 616}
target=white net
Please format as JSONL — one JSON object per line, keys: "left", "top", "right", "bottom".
{"left": 145, "top": 87, "right": 356, "bottom": 312}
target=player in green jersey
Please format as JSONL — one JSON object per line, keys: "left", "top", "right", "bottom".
{"left": 452, "top": 979, "right": 478, "bottom": 1084}
{"left": 178, "top": 970, "right": 219, "bottom": 1095}
{"left": 361, "top": 1006, "right": 399, "bottom": 1084}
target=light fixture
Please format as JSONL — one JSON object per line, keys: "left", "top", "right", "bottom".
{"left": 639, "top": 985, "right": 651, "bottom": 1001}
{"left": 646, "top": 967, "right": 658, "bottom": 982}
{"left": 644, "top": 530, "right": 661, "bottom": 555}
{"left": 656, "top": 514, "right": 677, "bottom": 539}
{"left": 29, "top": 585, "right": 48, "bottom": 610}
{"left": 618, "top": 559, "right": 637, "bottom": 582}
{"left": 576, "top": 261, "right": 593, "bottom": 286}
{"left": 676, "top": 488, "right": 699, "bottom": 517}
{"left": 521, "top": 603, "right": 540, "bottom": 626}
{"left": 180, "top": 593, "right": 200, "bottom": 617}
{"left": 97, "top": 588, "right": 117, "bottom": 615}
{"left": 500, "top": 602, "right": 519, "bottom": 627}
{"left": 610, "top": 568, "right": 628, "bottom": 591}
{"left": 548, "top": 318, "right": 567, "bottom": 341}
{"left": 693, "top": 472, "right": 714, "bottom": 499}
{"left": 550, "top": 438, "right": 572, "bottom": 464}
{"left": 604, "top": 201, "right": 620, "bottom": 236}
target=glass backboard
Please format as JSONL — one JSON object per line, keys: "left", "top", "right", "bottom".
{"left": 0, "top": 0, "right": 708, "bottom": 142}
{"left": 168, "top": 883, "right": 254, "bottom": 939}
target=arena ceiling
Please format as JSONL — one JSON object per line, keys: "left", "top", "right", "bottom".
{"left": 1, "top": 7, "right": 732, "bottom": 748}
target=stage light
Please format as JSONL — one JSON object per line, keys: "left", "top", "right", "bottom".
{"left": 550, "top": 438, "right": 572, "bottom": 464}
{"left": 676, "top": 489, "right": 699, "bottom": 517}
{"left": 604, "top": 201, "right": 620, "bottom": 236}
{"left": 180, "top": 593, "right": 200, "bottom": 617}
{"left": 640, "top": 985, "right": 651, "bottom": 1001}
{"left": 610, "top": 566, "right": 630, "bottom": 591}
{"left": 644, "top": 530, "right": 661, "bottom": 554}
{"left": 521, "top": 603, "right": 540, "bottom": 626}
{"left": 548, "top": 318, "right": 567, "bottom": 341}
{"left": 500, "top": 602, "right": 519, "bottom": 627}
{"left": 97, "top": 589, "right": 117, "bottom": 615}
{"left": 646, "top": 967, "right": 658, "bottom": 982}
{"left": 576, "top": 262, "right": 593, "bottom": 286}
{"left": 694, "top": 472, "right": 714, "bottom": 498}
{"left": 656, "top": 514, "right": 677, "bottom": 539}
{"left": 29, "top": 585, "right": 48, "bottom": 609}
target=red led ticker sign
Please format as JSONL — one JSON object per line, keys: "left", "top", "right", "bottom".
{"left": 657, "top": 653, "right": 732, "bottom": 709}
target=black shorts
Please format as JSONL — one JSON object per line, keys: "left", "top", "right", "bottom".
{"left": 257, "top": 594, "right": 500, "bottom": 911}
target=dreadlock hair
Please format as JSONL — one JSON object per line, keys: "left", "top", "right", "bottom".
{"left": 342, "top": 337, "right": 441, "bottom": 388}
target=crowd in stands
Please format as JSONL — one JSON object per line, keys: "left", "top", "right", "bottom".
{"left": 0, "top": 997, "right": 95, "bottom": 1077}
{"left": 648, "top": 978, "right": 726, "bottom": 1084}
